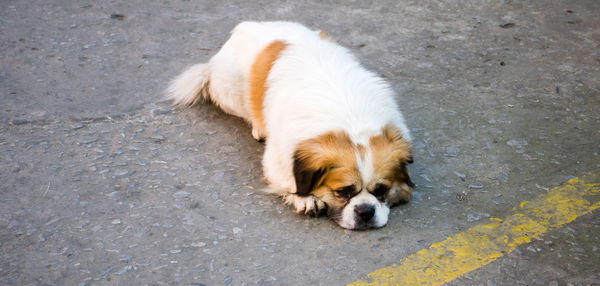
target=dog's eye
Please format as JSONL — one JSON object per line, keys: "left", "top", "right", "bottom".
{"left": 373, "top": 183, "right": 390, "bottom": 199}
{"left": 335, "top": 185, "right": 355, "bottom": 199}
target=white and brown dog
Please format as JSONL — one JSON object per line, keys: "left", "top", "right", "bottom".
{"left": 167, "top": 21, "right": 413, "bottom": 229}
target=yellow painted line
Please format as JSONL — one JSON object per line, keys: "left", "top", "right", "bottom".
{"left": 349, "top": 174, "right": 600, "bottom": 286}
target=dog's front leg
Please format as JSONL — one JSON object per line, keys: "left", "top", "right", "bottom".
{"left": 283, "top": 194, "right": 327, "bottom": 216}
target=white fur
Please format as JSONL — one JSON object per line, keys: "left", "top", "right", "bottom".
{"left": 340, "top": 192, "right": 390, "bottom": 229}
{"left": 166, "top": 63, "right": 211, "bottom": 106}
{"left": 356, "top": 147, "right": 375, "bottom": 186}
{"left": 167, "top": 21, "right": 411, "bottom": 228}
{"left": 283, "top": 194, "right": 327, "bottom": 215}
{"left": 343, "top": 150, "right": 389, "bottom": 229}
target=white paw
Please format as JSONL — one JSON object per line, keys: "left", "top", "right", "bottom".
{"left": 284, "top": 194, "right": 327, "bottom": 216}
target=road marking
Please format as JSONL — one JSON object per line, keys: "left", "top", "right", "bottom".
{"left": 349, "top": 174, "right": 600, "bottom": 286}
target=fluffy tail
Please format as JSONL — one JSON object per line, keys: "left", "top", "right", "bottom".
{"left": 165, "top": 63, "right": 211, "bottom": 106}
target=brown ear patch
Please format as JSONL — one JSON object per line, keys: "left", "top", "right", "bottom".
{"left": 248, "top": 40, "right": 288, "bottom": 138}
{"left": 369, "top": 124, "right": 414, "bottom": 204}
{"left": 293, "top": 131, "right": 360, "bottom": 196}
{"left": 369, "top": 124, "right": 413, "bottom": 178}
{"left": 292, "top": 155, "right": 328, "bottom": 196}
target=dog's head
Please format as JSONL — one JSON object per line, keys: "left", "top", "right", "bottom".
{"left": 293, "top": 124, "right": 413, "bottom": 229}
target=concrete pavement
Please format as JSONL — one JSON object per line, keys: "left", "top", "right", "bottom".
{"left": 1, "top": 0, "right": 599, "bottom": 285}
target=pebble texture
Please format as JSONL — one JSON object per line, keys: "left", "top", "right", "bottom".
{"left": 1, "top": 0, "right": 599, "bottom": 285}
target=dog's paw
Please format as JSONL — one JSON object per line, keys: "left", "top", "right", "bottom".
{"left": 284, "top": 194, "right": 327, "bottom": 216}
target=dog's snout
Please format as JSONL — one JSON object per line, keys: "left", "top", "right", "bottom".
{"left": 354, "top": 204, "right": 375, "bottom": 222}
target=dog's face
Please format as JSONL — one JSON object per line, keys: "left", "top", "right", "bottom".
{"left": 293, "top": 125, "right": 413, "bottom": 229}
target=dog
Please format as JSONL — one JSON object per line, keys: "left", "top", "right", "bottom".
{"left": 166, "top": 21, "right": 414, "bottom": 229}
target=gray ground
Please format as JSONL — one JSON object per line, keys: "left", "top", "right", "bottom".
{"left": 1, "top": 0, "right": 599, "bottom": 285}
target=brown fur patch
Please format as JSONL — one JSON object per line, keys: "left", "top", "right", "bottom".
{"left": 293, "top": 131, "right": 361, "bottom": 195}
{"left": 248, "top": 40, "right": 287, "bottom": 138}
{"left": 369, "top": 124, "right": 413, "bottom": 204}
{"left": 356, "top": 144, "right": 367, "bottom": 160}
{"left": 318, "top": 30, "right": 335, "bottom": 42}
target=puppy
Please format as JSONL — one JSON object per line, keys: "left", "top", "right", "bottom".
{"left": 167, "top": 21, "right": 413, "bottom": 229}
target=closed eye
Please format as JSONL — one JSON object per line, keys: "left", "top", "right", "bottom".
{"left": 335, "top": 185, "right": 355, "bottom": 199}
{"left": 373, "top": 183, "right": 390, "bottom": 200}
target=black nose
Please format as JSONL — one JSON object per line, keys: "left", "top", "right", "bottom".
{"left": 354, "top": 204, "right": 375, "bottom": 222}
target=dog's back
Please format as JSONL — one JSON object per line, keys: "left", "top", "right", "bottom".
{"left": 166, "top": 22, "right": 320, "bottom": 122}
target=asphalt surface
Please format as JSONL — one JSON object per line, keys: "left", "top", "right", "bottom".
{"left": 1, "top": 1, "right": 599, "bottom": 285}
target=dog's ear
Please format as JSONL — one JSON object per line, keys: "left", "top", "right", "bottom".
{"left": 292, "top": 130, "right": 353, "bottom": 196}
{"left": 398, "top": 162, "right": 415, "bottom": 188}
{"left": 293, "top": 152, "right": 328, "bottom": 196}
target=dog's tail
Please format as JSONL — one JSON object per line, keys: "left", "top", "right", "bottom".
{"left": 165, "top": 63, "right": 211, "bottom": 106}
